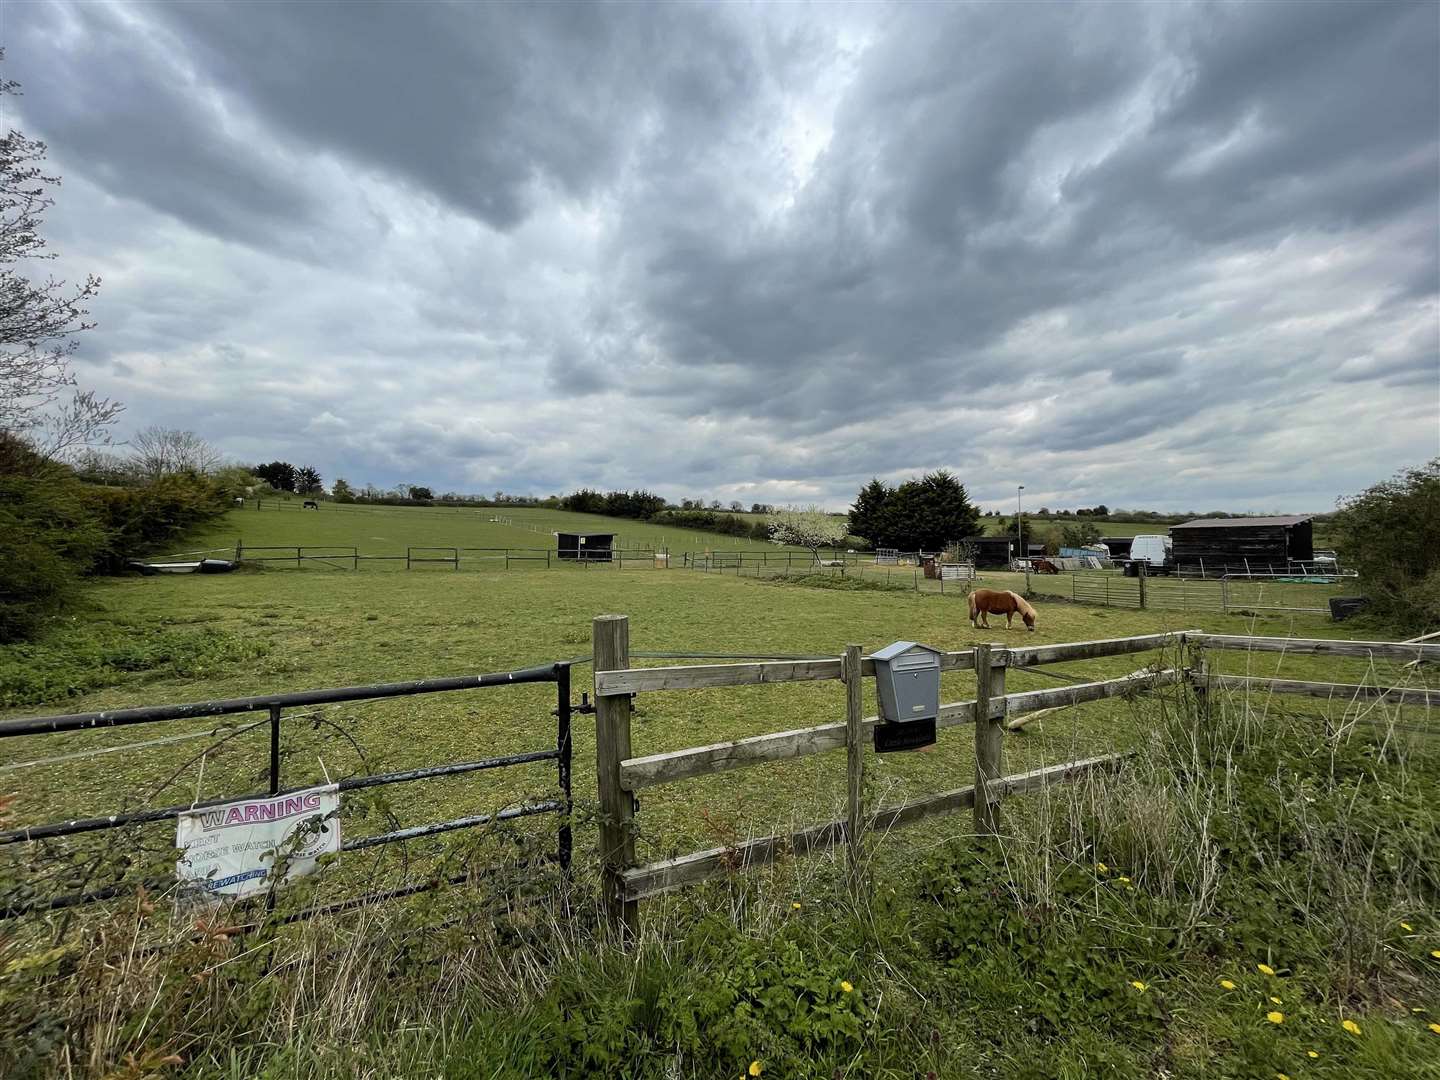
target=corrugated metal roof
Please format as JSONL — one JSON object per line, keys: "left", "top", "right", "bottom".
{"left": 1172, "top": 516, "right": 1311, "bottom": 529}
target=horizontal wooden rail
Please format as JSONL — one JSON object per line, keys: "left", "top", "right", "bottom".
{"left": 1006, "top": 632, "right": 1193, "bottom": 668}
{"left": 1195, "top": 673, "right": 1440, "bottom": 708}
{"left": 597, "top": 658, "right": 842, "bottom": 694}
{"left": 1004, "top": 669, "right": 1182, "bottom": 717}
{"left": 595, "top": 649, "right": 978, "bottom": 696}
{"left": 621, "top": 754, "right": 1127, "bottom": 900}
{"left": 619, "top": 666, "right": 1179, "bottom": 791}
{"left": 1191, "top": 635, "right": 1440, "bottom": 662}
{"left": 620, "top": 700, "right": 979, "bottom": 790}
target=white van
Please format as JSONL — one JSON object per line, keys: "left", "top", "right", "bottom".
{"left": 1127, "top": 534, "right": 1172, "bottom": 573}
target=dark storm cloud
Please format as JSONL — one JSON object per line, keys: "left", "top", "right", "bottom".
{"left": 4, "top": 3, "right": 322, "bottom": 247}
{"left": 4, "top": 0, "right": 1435, "bottom": 511}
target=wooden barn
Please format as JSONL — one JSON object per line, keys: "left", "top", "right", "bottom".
{"left": 556, "top": 532, "right": 615, "bottom": 561}
{"left": 960, "top": 536, "right": 1036, "bottom": 568}
{"left": 1169, "top": 516, "right": 1313, "bottom": 574}
{"left": 1100, "top": 536, "right": 1133, "bottom": 560}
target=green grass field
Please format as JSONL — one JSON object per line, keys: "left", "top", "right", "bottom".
{"left": 0, "top": 562, "right": 1422, "bottom": 864}
{"left": 187, "top": 502, "right": 815, "bottom": 559}
{"left": 2, "top": 550, "right": 1435, "bottom": 1078}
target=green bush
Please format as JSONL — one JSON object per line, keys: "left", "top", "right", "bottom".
{"left": 0, "top": 435, "right": 109, "bottom": 642}
{"left": 0, "top": 433, "right": 232, "bottom": 641}
{"left": 1331, "top": 459, "right": 1440, "bottom": 630}
{"left": 86, "top": 473, "right": 231, "bottom": 573}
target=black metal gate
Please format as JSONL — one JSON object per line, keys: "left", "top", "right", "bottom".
{"left": 0, "top": 662, "right": 577, "bottom": 919}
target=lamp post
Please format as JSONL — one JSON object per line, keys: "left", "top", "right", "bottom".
{"left": 1016, "top": 485, "right": 1025, "bottom": 564}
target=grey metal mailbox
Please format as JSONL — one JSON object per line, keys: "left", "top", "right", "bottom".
{"left": 871, "top": 640, "right": 942, "bottom": 752}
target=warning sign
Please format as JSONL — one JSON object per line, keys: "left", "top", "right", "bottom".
{"left": 177, "top": 785, "right": 340, "bottom": 901}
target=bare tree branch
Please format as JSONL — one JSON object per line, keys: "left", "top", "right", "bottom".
{"left": 130, "top": 426, "right": 223, "bottom": 480}
{"left": 0, "top": 53, "right": 119, "bottom": 449}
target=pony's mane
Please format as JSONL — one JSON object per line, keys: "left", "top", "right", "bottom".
{"left": 1012, "top": 593, "right": 1037, "bottom": 618}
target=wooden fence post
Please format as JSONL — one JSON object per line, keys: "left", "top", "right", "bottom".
{"left": 1137, "top": 562, "right": 1148, "bottom": 610}
{"left": 843, "top": 644, "right": 865, "bottom": 887}
{"left": 1187, "top": 636, "right": 1210, "bottom": 719}
{"left": 973, "top": 644, "right": 1006, "bottom": 836}
{"left": 594, "top": 614, "right": 638, "bottom": 939}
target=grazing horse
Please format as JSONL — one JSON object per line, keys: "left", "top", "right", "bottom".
{"left": 302, "top": 500, "right": 319, "bottom": 510}
{"left": 968, "top": 588, "right": 1037, "bottom": 631}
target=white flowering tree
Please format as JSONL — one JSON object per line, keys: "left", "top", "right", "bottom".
{"left": 768, "top": 505, "right": 851, "bottom": 565}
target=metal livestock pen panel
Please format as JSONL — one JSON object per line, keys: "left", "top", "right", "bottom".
{"left": 0, "top": 663, "right": 578, "bottom": 919}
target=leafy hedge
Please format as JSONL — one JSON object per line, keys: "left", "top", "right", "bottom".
{"left": 0, "top": 434, "right": 232, "bottom": 642}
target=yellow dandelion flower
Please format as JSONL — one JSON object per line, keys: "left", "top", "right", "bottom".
{"left": 1401, "top": 922, "right": 1415, "bottom": 931}
{"left": 1266, "top": 1011, "right": 1284, "bottom": 1025}
{"left": 1277, "top": 1073, "right": 1291, "bottom": 1080}
{"left": 1118, "top": 875, "right": 1131, "bottom": 884}
{"left": 1269, "top": 996, "right": 1283, "bottom": 1005}
{"left": 1096, "top": 862, "right": 1109, "bottom": 873}
{"left": 1342, "top": 1019, "right": 1362, "bottom": 1036}
{"left": 1430, "top": 950, "right": 1440, "bottom": 959}
{"left": 791, "top": 902, "right": 801, "bottom": 910}
{"left": 748, "top": 1062, "right": 763, "bottom": 1077}
{"left": 1307, "top": 1051, "right": 1320, "bottom": 1059}
{"left": 1219, "top": 979, "right": 1237, "bottom": 990}
{"left": 1131, "top": 980, "right": 1147, "bottom": 991}
{"left": 1257, "top": 963, "right": 1277, "bottom": 976}
{"left": 841, "top": 980, "right": 853, "bottom": 993}
{"left": 1428, "top": 1023, "right": 1440, "bottom": 1035}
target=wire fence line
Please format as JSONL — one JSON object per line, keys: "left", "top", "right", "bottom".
{"left": 210, "top": 537, "right": 1349, "bottom": 616}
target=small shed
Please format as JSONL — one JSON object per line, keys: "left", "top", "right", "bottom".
{"left": 556, "top": 532, "right": 615, "bottom": 562}
{"left": 960, "top": 536, "right": 1019, "bottom": 568}
{"left": 1169, "top": 516, "right": 1313, "bottom": 574}
{"left": 1100, "top": 536, "right": 1134, "bottom": 560}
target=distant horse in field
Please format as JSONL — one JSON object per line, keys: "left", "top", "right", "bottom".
{"left": 968, "top": 589, "right": 1037, "bottom": 631}
{"left": 303, "top": 500, "right": 319, "bottom": 510}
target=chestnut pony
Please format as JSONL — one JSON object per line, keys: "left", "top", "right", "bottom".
{"left": 968, "top": 588, "right": 1037, "bottom": 631}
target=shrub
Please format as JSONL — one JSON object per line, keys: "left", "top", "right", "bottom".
{"left": 0, "top": 433, "right": 232, "bottom": 640}
{"left": 86, "top": 473, "right": 231, "bottom": 573}
{"left": 1331, "top": 459, "right": 1440, "bottom": 630}
{"left": 0, "top": 435, "right": 108, "bottom": 642}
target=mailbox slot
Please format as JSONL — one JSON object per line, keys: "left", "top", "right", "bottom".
{"left": 870, "top": 640, "right": 942, "bottom": 753}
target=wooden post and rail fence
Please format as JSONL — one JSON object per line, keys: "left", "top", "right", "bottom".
{"left": 589, "top": 616, "right": 1438, "bottom": 935}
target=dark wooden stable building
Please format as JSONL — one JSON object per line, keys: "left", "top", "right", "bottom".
{"left": 1169, "top": 516, "right": 1314, "bottom": 574}
{"left": 1100, "top": 536, "right": 1133, "bottom": 560}
{"left": 961, "top": 536, "right": 1043, "bottom": 568}
{"left": 556, "top": 532, "right": 615, "bottom": 561}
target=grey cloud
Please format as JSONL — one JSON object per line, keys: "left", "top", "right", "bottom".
{"left": 4, "top": 0, "right": 1435, "bottom": 514}
{"left": 6, "top": 3, "right": 323, "bottom": 248}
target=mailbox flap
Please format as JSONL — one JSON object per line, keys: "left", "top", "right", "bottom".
{"left": 892, "top": 652, "right": 939, "bottom": 672}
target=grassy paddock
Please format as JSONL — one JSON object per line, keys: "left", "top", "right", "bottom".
{"left": 188, "top": 503, "right": 812, "bottom": 558}
{"left": 1, "top": 569, "right": 1429, "bottom": 888}
{"left": 2, "top": 680, "right": 1434, "bottom": 1078}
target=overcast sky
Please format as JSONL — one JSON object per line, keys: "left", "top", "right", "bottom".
{"left": 5, "top": 0, "right": 1437, "bottom": 512}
